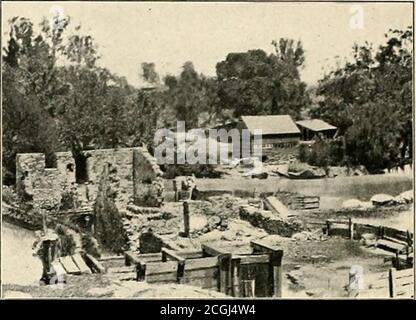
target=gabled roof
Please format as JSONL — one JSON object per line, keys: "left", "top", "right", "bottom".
{"left": 296, "top": 119, "right": 337, "bottom": 132}
{"left": 241, "top": 115, "right": 301, "bottom": 135}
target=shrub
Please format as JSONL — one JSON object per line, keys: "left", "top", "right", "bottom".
{"left": 55, "top": 224, "right": 77, "bottom": 256}
{"left": 94, "top": 192, "right": 129, "bottom": 254}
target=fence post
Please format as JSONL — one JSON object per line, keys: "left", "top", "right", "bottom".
{"left": 326, "top": 220, "right": 331, "bottom": 236}
{"left": 389, "top": 268, "right": 396, "bottom": 298}
{"left": 182, "top": 201, "right": 190, "bottom": 237}
{"left": 348, "top": 218, "right": 354, "bottom": 239}
{"left": 173, "top": 179, "right": 178, "bottom": 202}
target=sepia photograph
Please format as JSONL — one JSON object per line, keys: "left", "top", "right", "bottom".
{"left": 1, "top": 1, "right": 414, "bottom": 300}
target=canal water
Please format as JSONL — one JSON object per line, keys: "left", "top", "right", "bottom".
{"left": 2, "top": 222, "right": 42, "bottom": 286}
{"left": 197, "top": 172, "right": 413, "bottom": 209}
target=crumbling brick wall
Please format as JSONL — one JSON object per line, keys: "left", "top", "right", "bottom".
{"left": 133, "top": 148, "right": 164, "bottom": 207}
{"left": 82, "top": 147, "right": 163, "bottom": 209}
{"left": 15, "top": 147, "right": 164, "bottom": 211}
{"left": 82, "top": 148, "right": 137, "bottom": 206}
{"left": 16, "top": 152, "right": 75, "bottom": 208}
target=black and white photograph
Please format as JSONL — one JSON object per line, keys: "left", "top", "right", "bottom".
{"left": 1, "top": 1, "right": 414, "bottom": 300}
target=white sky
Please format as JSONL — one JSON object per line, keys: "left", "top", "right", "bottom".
{"left": 2, "top": 1, "right": 413, "bottom": 87}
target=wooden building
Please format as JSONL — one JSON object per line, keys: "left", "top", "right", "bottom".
{"left": 296, "top": 119, "right": 337, "bottom": 141}
{"left": 238, "top": 115, "right": 301, "bottom": 154}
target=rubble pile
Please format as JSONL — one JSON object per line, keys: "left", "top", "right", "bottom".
{"left": 239, "top": 205, "right": 303, "bottom": 237}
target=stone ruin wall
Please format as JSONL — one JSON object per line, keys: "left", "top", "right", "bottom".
{"left": 16, "top": 152, "right": 75, "bottom": 208}
{"left": 16, "top": 147, "right": 163, "bottom": 211}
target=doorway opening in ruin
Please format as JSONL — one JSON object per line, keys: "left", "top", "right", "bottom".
{"left": 75, "top": 153, "right": 88, "bottom": 183}
{"left": 44, "top": 152, "right": 57, "bottom": 168}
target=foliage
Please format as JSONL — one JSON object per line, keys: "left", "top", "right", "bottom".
{"left": 311, "top": 27, "right": 412, "bottom": 172}
{"left": 2, "top": 16, "right": 162, "bottom": 184}
{"left": 298, "top": 138, "right": 345, "bottom": 168}
{"left": 216, "top": 39, "right": 311, "bottom": 120}
{"left": 160, "top": 62, "right": 219, "bottom": 129}
{"left": 55, "top": 224, "right": 77, "bottom": 256}
{"left": 81, "top": 234, "right": 101, "bottom": 258}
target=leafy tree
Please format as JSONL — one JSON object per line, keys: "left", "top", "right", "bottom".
{"left": 161, "top": 62, "right": 218, "bottom": 129}
{"left": 311, "top": 27, "right": 412, "bottom": 171}
{"left": 216, "top": 39, "right": 310, "bottom": 120}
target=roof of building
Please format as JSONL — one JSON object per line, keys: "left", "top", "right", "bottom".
{"left": 241, "top": 115, "right": 301, "bottom": 135}
{"left": 296, "top": 119, "right": 337, "bottom": 132}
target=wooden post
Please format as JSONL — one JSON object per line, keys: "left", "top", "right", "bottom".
{"left": 348, "top": 218, "right": 354, "bottom": 239}
{"left": 173, "top": 179, "right": 178, "bottom": 202}
{"left": 136, "top": 262, "right": 146, "bottom": 281}
{"left": 182, "top": 201, "right": 190, "bottom": 237}
{"left": 231, "top": 258, "right": 241, "bottom": 297}
{"left": 406, "top": 230, "right": 412, "bottom": 246}
{"left": 326, "top": 220, "right": 331, "bottom": 236}
{"left": 389, "top": 268, "right": 396, "bottom": 298}
{"left": 269, "top": 250, "right": 283, "bottom": 297}
{"left": 41, "top": 209, "right": 47, "bottom": 233}
{"left": 242, "top": 280, "right": 255, "bottom": 297}
{"left": 218, "top": 253, "right": 232, "bottom": 295}
{"left": 395, "top": 251, "right": 400, "bottom": 270}
{"left": 250, "top": 240, "right": 283, "bottom": 298}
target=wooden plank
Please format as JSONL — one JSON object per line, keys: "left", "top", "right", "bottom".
{"left": 181, "top": 276, "right": 218, "bottom": 290}
{"left": 184, "top": 266, "right": 218, "bottom": 278}
{"left": 185, "top": 257, "right": 218, "bottom": 270}
{"left": 201, "top": 243, "right": 228, "bottom": 257}
{"left": 60, "top": 256, "right": 81, "bottom": 275}
{"left": 161, "top": 248, "right": 186, "bottom": 263}
{"left": 377, "top": 239, "right": 407, "bottom": 253}
{"left": 146, "top": 272, "right": 178, "bottom": 283}
{"left": 125, "top": 251, "right": 161, "bottom": 266}
{"left": 72, "top": 253, "right": 92, "bottom": 274}
{"left": 263, "top": 196, "right": 289, "bottom": 218}
{"left": 107, "top": 266, "right": 134, "bottom": 274}
{"left": 177, "top": 250, "right": 203, "bottom": 259}
{"left": 98, "top": 255, "right": 125, "bottom": 261}
{"left": 84, "top": 253, "right": 106, "bottom": 273}
{"left": 235, "top": 254, "right": 270, "bottom": 265}
{"left": 250, "top": 240, "right": 281, "bottom": 254}
{"left": 146, "top": 261, "right": 178, "bottom": 275}
{"left": 51, "top": 261, "right": 66, "bottom": 283}
{"left": 395, "top": 277, "right": 414, "bottom": 287}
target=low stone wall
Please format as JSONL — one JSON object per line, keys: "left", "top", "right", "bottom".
{"left": 239, "top": 205, "right": 303, "bottom": 237}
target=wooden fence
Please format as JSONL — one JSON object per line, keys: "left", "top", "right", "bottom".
{"left": 124, "top": 240, "right": 283, "bottom": 297}
{"left": 360, "top": 268, "right": 414, "bottom": 298}
{"left": 291, "top": 196, "right": 320, "bottom": 210}
{"left": 326, "top": 219, "right": 413, "bottom": 269}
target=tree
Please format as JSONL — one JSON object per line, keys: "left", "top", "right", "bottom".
{"left": 2, "top": 16, "right": 165, "bottom": 184}
{"left": 161, "top": 62, "right": 218, "bottom": 129}
{"left": 216, "top": 39, "right": 310, "bottom": 120}
{"left": 311, "top": 27, "right": 412, "bottom": 171}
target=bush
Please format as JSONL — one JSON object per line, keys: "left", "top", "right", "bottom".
{"left": 55, "top": 224, "right": 77, "bottom": 256}
{"left": 297, "top": 137, "right": 345, "bottom": 168}
{"left": 94, "top": 192, "right": 129, "bottom": 254}
{"left": 81, "top": 234, "right": 101, "bottom": 258}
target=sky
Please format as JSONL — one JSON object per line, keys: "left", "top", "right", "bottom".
{"left": 2, "top": 1, "right": 413, "bottom": 87}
